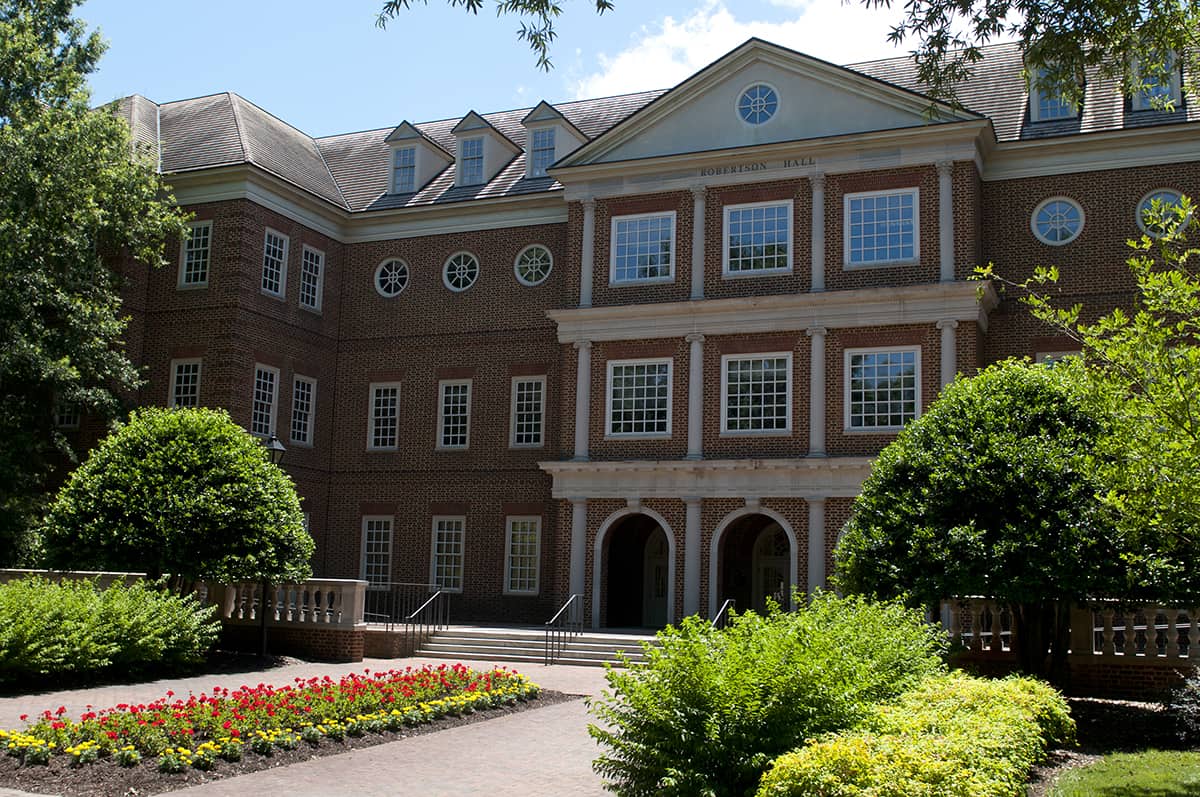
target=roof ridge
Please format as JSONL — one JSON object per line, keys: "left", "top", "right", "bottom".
{"left": 226, "top": 93, "right": 249, "bottom": 164}
{"left": 312, "top": 135, "right": 350, "bottom": 211}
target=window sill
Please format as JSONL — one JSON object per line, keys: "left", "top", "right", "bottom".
{"left": 502, "top": 589, "right": 540, "bottom": 597}
{"left": 721, "top": 267, "right": 793, "bottom": 280}
{"left": 843, "top": 259, "right": 920, "bottom": 271}
{"left": 608, "top": 276, "right": 675, "bottom": 287}
{"left": 260, "top": 289, "right": 286, "bottom": 301}
{"left": 176, "top": 282, "right": 209, "bottom": 291}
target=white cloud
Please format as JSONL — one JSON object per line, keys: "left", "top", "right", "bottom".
{"left": 570, "top": 0, "right": 915, "bottom": 99}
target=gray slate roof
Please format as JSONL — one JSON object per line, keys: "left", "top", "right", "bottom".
{"left": 136, "top": 42, "right": 1195, "bottom": 213}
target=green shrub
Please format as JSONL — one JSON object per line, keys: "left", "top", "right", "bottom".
{"left": 0, "top": 576, "right": 219, "bottom": 683}
{"left": 588, "top": 593, "right": 946, "bottom": 797}
{"left": 756, "top": 673, "right": 1075, "bottom": 797}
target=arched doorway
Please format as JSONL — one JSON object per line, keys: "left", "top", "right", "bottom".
{"left": 598, "top": 512, "right": 672, "bottom": 628}
{"left": 714, "top": 513, "right": 796, "bottom": 616}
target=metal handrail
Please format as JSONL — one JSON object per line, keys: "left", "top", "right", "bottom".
{"left": 364, "top": 581, "right": 439, "bottom": 630}
{"left": 544, "top": 593, "right": 583, "bottom": 666}
{"left": 712, "top": 598, "right": 736, "bottom": 629}
{"left": 405, "top": 589, "right": 450, "bottom": 653}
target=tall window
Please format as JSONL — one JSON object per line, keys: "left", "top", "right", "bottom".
{"left": 431, "top": 517, "right": 465, "bottom": 592}
{"left": 510, "top": 376, "right": 545, "bottom": 448}
{"left": 438, "top": 380, "right": 471, "bottom": 449}
{"left": 368, "top": 382, "right": 400, "bottom": 450}
{"left": 392, "top": 147, "right": 416, "bottom": 193}
{"left": 261, "top": 229, "right": 289, "bottom": 297}
{"left": 170, "top": 359, "right": 202, "bottom": 408}
{"left": 611, "top": 212, "right": 675, "bottom": 283}
{"left": 504, "top": 517, "right": 541, "bottom": 595}
{"left": 54, "top": 403, "right": 79, "bottom": 429}
{"left": 722, "top": 354, "right": 792, "bottom": 433}
{"left": 607, "top": 359, "right": 672, "bottom": 437}
{"left": 1133, "top": 54, "right": 1180, "bottom": 110}
{"left": 844, "top": 188, "right": 918, "bottom": 266}
{"left": 291, "top": 376, "right": 316, "bottom": 446}
{"left": 251, "top": 364, "right": 279, "bottom": 436}
{"left": 724, "top": 201, "right": 792, "bottom": 274}
{"left": 179, "top": 221, "right": 211, "bottom": 287}
{"left": 845, "top": 347, "right": 920, "bottom": 431}
{"left": 361, "top": 517, "right": 393, "bottom": 589}
{"left": 1030, "top": 67, "right": 1077, "bottom": 121}
{"left": 460, "top": 137, "right": 484, "bottom": 185}
{"left": 299, "top": 246, "right": 324, "bottom": 311}
{"left": 529, "top": 128, "right": 555, "bottom": 177}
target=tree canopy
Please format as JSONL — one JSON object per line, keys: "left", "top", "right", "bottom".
{"left": 42, "top": 408, "right": 315, "bottom": 585}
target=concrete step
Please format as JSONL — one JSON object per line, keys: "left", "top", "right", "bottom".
{"left": 415, "top": 626, "right": 656, "bottom": 667}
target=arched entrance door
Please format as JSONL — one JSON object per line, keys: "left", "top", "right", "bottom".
{"left": 718, "top": 515, "right": 795, "bottom": 615}
{"left": 604, "top": 514, "right": 669, "bottom": 628}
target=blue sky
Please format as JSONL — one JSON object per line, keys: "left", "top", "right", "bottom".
{"left": 78, "top": 0, "right": 917, "bottom": 138}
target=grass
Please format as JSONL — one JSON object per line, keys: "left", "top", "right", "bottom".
{"left": 1049, "top": 750, "right": 1200, "bottom": 797}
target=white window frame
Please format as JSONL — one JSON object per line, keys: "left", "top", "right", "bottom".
{"left": 503, "top": 516, "right": 542, "bottom": 596}
{"left": 1030, "top": 196, "right": 1085, "bottom": 246}
{"left": 722, "top": 199, "right": 794, "bottom": 277}
{"left": 1029, "top": 67, "right": 1078, "bottom": 122}
{"left": 528, "top": 127, "right": 556, "bottom": 178}
{"left": 843, "top": 188, "right": 920, "bottom": 268}
{"left": 178, "top": 220, "right": 212, "bottom": 289}
{"left": 1137, "top": 188, "right": 1189, "bottom": 237}
{"left": 509, "top": 375, "right": 546, "bottom": 449}
{"left": 391, "top": 146, "right": 417, "bottom": 193}
{"left": 430, "top": 516, "right": 466, "bottom": 593}
{"left": 843, "top": 346, "right": 921, "bottom": 433}
{"left": 299, "top": 245, "right": 325, "bottom": 312}
{"left": 169, "top": 358, "right": 203, "bottom": 408}
{"left": 719, "top": 352, "right": 793, "bottom": 435}
{"left": 261, "top": 228, "right": 289, "bottom": 299}
{"left": 290, "top": 375, "right": 317, "bottom": 447}
{"left": 459, "top": 137, "right": 484, "bottom": 185}
{"left": 54, "top": 402, "right": 80, "bottom": 429}
{"left": 437, "top": 379, "right": 472, "bottom": 450}
{"left": 609, "top": 211, "right": 677, "bottom": 285}
{"left": 251, "top": 363, "right": 280, "bottom": 437}
{"left": 360, "top": 516, "right": 394, "bottom": 590}
{"left": 367, "top": 381, "right": 402, "bottom": 451}
{"left": 1132, "top": 54, "right": 1182, "bottom": 111}
{"left": 605, "top": 357, "right": 674, "bottom": 439}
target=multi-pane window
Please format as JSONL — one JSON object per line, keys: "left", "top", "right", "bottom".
{"left": 170, "top": 359, "right": 202, "bottom": 408}
{"left": 611, "top": 212, "right": 675, "bottom": 283}
{"left": 261, "top": 229, "right": 289, "bottom": 297}
{"left": 1133, "top": 54, "right": 1180, "bottom": 110}
{"left": 438, "top": 380, "right": 471, "bottom": 449}
{"left": 1032, "top": 198, "right": 1084, "bottom": 245}
{"left": 607, "top": 359, "right": 672, "bottom": 437}
{"left": 845, "top": 189, "right": 918, "bottom": 266}
{"left": 299, "top": 246, "right": 324, "bottom": 311}
{"left": 291, "top": 376, "right": 316, "bottom": 446}
{"left": 460, "top": 137, "right": 484, "bottom": 185}
{"left": 529, "top": 128, "right": 556, "bottom": 177}
{"left": 361, "top": 517, "right": 393, "bottom": 589}
{"left": 1030, "top": 68, "right": 1076, "bottom": 121}
{"left": 846, "top": 348, "right": 920, "bottom": 430}
{"left": 504, "top": 517, "right": 541, "bottom": 595}
{"left": 251, "top": 364, "right": 279, "bottom": 436}
{"left": 724, "top": 201, "right": 792, "bottom": 274}
{"left": 1138, "top": 189, "right": 1186, "bottom": 237}
{"left": 392, "top": 147, "right": 416, "bottom": 193}
{"left": 179, "top": 221, "right": 211, "bottom": 287}
{"left": 368, "top": 383, "right": 400, "bottom": 450}
{"left": 722, "top": 354, "right": 792, "bottom": 433}
{"left": 514, "top": 245, "right": 553, "bottom": 286}
{"left": 510, "top": 376, "right": 545, "bottom": 447}
{"left": 443, "top": 252, "right": 480, "bottom": 292}
{"left": 431, "top": 517, "right": 465, "bottom": 592}
{"left": 54, "top": 403, "right": 79, "bottom": 429}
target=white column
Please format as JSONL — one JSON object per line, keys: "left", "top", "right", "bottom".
{"left": 683, "top": 496, "right": 702, "bottom": 617}
{"left": 690, "top": 186, "right": 706, "bottom": 300}
{"left": 807, "top": 497, "right": 826, "bottom": 595}
{"left": 810, "top": 173, "right": 826, "bottom": 292}
{"left": 569, "top": 498, "right": 587, "bottom": 610}
{"left": 937, "top": 319, "right": 959, "bottom": 387}
{"left": 572, "top": 340, "right": 592, "bottom": 460}
{"left": 806, "top": 326, "right": 827, "bottom": 456}
{"left": 686, "top": 333, "right": 704, "bottom": 460}
{"left": 580, "top": 198, "right": 596, "bottom": 307}
{"left": 937, "top": 162, "right": 954, "bottom": 283}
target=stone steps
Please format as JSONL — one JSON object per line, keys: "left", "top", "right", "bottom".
{"left": 415, "top": 626, "right": 657, "bottom": 667}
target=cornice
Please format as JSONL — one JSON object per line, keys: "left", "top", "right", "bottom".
{"left": 982, "top": 123, "right": 1200, "bottom": 181}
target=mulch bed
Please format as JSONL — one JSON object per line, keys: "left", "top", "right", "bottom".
{"left": 0, "top": 690, "right": 578, "bottom": 797}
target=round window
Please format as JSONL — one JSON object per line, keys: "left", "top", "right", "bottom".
{"left": 375, "top": 258, "right": 409, "bottom": 297}
{"left": 514, "top": 244, "right": 553, "bottom": 286}
{"left": 1031, "top": 197, "right": 1084, "bottom": 245}
{"left": 1137, "top": 188, "right": 1186, "bottom": 237}
{"left": 737, "top": 84, "right": 778, "bottom": 125}
{"left": 443, "top": 252, "right": 480, "bottom": 292}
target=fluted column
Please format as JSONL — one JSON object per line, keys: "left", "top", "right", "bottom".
{"left": 572, "top": 340, "right": 592, "bottom": 460}
{"left": 806, "top": 326, "right": 827, "bottom": 456}
{"left": 569, "top": 497, "right": 587, "bottom": 607}
{"left": 691, "top": 186, "right": 706, "bottom": 300}
{"left": 810, "top": 173, "right": 826, "bottom": 292}
{"left": 937, "top": 319, "right": 959, "bottom": 388}
{"left": 580, "top": 198, "right": 596, "bottom": 307}
{"left": 937, "top": 162, "right": 954, "bottom": 283}
{"left": 683, "top": 496, "right": 702, "bottom": 617}
{"left": 686, "top": 333, "right": 705, "bottom": 460}
{"left": 807, "top": 497, "right": 826, "bottom": 595}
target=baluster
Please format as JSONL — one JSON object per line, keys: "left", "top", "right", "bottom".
{"left": 1102, "top": 607, "right": 1116, "bottom": 656}
{"left": 1168, "top": 611, "right": 1182, "bottom": 658}
{"left": 947, "top": 602, "right": 962, "bottom": 647}
{"left": 1190, "top": 610, "right": 1200, "bottom": 661}
{"left": 1120, "top": 609, "right": 1134, "bottom": 656}
{"left": 969, "top": 603, "right": 984, "bottom": 652}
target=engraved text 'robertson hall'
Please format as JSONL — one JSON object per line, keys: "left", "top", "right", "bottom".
{"left": 699, "top": 157, "right": 816, "bottom": 177}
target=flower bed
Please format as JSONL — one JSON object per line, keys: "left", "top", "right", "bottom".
{"left": 3, "top": 664, "right": 539, "bottom": 774}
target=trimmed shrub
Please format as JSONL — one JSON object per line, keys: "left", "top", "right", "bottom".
{"left": 756, "top": 672, "right": 1075, "bottom": 797}
{"left": 0, "top": 577, "right": 219, "bottom": 683}
{"left": 588, "top": 593, "right": 946, "bottom": 797}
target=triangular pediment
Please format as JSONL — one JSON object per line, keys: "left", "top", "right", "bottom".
{"left": 452, "top": 110, "right": 520, "bottom": 153}
{"left": 384, "top": 120, "right": 452, "bottom": 160}
{"left": 560, "top": 39, "right": 980, "bottom": 168}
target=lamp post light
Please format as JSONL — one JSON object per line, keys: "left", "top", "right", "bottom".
{"left": 259, "top": 434, "right": 286, "bottom": 657}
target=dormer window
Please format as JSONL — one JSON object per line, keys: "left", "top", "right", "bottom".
{"left": 460, "top": 137, "right": 484, "bottom": 185}
{"left": 1133, "top": 54, "right": 1181, "bottom": 111}
{"left": 384, "top": 120, "right": 452, "bottom": 196}
{"left": 392, "top": 147, "right": 416, "bottom": 193}
{"left": 1030, "top": 67, "right": 1077, "bottom": 121}
{"left": 520, "top": 101, "right": 587, "bottom": 180}
{"left": 530, "top": 128, "right": 556, "bottom": 177}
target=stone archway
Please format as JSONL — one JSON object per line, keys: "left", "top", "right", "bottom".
{"left": 708, "top": 508, "right": 798, "bottom": 618}
{"left": 593, "top": 507, "right": 676, "bottom": 629}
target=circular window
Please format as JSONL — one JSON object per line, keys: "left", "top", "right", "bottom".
{"left": 737, "top": 84, "right": 778, "bottom": 125}
{"left": 514, "top": 244, "right": 553, "bottom": 286}
{"left": 1031, "top": 197, "right": 1084, "bottom": 245}
{"left": 443, "top": 252, "right": 480, "bottom": 292}
{"left": 1137, "top": 188, "right": 1186, "bottom": 237}
{"left": 375, "top": 258, "right": 409, "bottom": 297}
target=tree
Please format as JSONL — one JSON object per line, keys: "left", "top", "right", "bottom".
{"left": 0, "top": 0, "right": 188, "bottom": 562}
{"left": 41, "top": 408, "right": 315, "bottom": 585}
{"left": 834, "top": 360, "right": 1124, "bottom": 678}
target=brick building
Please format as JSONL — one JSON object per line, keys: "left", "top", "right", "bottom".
{"left": 106, "top": 38, "right": 1197, "bottom": 628}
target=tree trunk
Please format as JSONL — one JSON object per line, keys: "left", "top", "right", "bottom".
{"left": 1010, "top": 599, "right": 1072, "bottom": 685}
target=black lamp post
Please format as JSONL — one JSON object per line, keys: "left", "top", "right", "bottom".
{"left": 259, "top": 434, "right": 286, "bottom": 657}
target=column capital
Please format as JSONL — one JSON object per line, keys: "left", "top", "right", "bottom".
{"left": 568, "top": 496, "right": 588, "bottom": 507}
{"left": 686, "top": 332, "right": 706, "bottom": 344}
{"left": 744, "top": 496, "right": 760, "bottom": 512}
{"left": 625, "top": 496, "right": 641, "bottom": 512}
{"left": 936, "top": 160, "right": 954, "bottom": 178}
{"left": 810, "top": 172, "right": 826, "bottom": 190}
{"left": 806, "top": 495, "right": 827, "bottom": 506}
{"left": 806, "top": 326, "right": 828, "bottom": 338}
{"left": 682, "top": 495, "right": 703, "bottom": 506}
{"left": 581, "top": 197, "right": 596, "bottom": 210}
{"left": 690, "top": 184, "right": 707, "bottom": 200}
{"left": 936, "top": 318, "right": 960, "bottom": 330}
{"left": 573, "top": 339, "right": 593, "bottom": 351}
